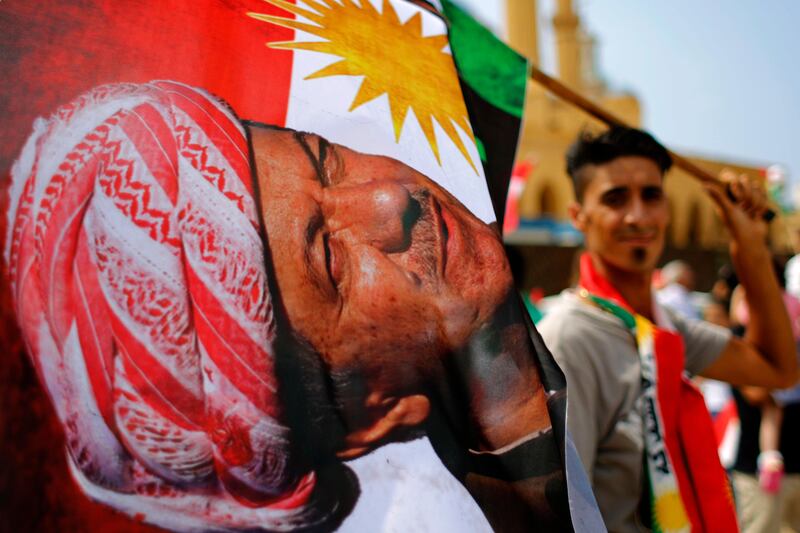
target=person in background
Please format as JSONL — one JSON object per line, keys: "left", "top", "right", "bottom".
{"left": 538, "top": 126, "right": 797, "bottom": 532}
{"left": 783, "top": 228, "right": 800, "bottom": 300}
{"left": 660, "top": 261, "right": 732, "bottom": 421}
{"left": 703, "top": 297, "right": 732, "bottom": 330}
{"left": 696, "top": 297, "right": 735, "bottom": 420}
{"left": 712, "top": 263, "right": 739, "bottom": 311}
{"left": 656, "top": 260, "right": 700, "bottom": 320}
{"left": 730, "top": 258, "right": 800, "bottom": 532}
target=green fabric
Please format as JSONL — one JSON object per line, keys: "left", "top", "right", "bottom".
{"left": 440, "top": 0, "right": 527, "bottom": 119}
{"left": 475, "top": 136, "right": 487, "bottom": 163}
{"left": 520, "top": 291, "right": 543, "bottom": 324}
{"left": 586, "top": 293, "right": 637, "bottom": 330}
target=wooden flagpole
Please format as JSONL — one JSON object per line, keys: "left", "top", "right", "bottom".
{"left": 528, "top": 64, "right": 775, "bottom": 220}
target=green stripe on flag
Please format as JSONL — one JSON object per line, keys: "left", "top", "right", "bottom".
{"left": 475, "top": 136, "right": 487, "bottom": 163}
{"left": 440, "top": 0, "right": 529, "bottom": 225}
{"left": 441, "top": 0, "right": 527, "bottom": 118}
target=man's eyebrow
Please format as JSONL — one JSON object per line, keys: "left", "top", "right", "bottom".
{"left": 292, "top": 131, "right": 327, "bottom": 185}
{"left": 598, "top": 186, "right": 630, "bottom": 204}
{"left": 600, "top": 185, "right": 628, "bottom": 195}
{"left": 318, "top": 137, "right": 330, "bottom": 183}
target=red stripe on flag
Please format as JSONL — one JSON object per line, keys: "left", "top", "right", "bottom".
{"left": 184, "top": 263, "right": 279, "bottom": 418}
{"left": 677, "top": 382, "right": 739, "bottom": 532}
{"left": 652, "top": 330, "right": 702, "bottom": 529}
{"left": 2, "top": 1, "right": 296, "bottom": 174}
{"left": 109, "top": 311, "right": 204, "bottom": 430}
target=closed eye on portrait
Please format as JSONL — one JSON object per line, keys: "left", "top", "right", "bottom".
{"left": 293, "top": 132, "right": 348, "bottom": 299}
{"left": 322, "top": 232, "right": 338, "bottom": 290}
{"left": 302, "top": 207, "right": 340, "bottom": 299}
{"left": 304, "top": 222, "right": 345, "bottom": 301}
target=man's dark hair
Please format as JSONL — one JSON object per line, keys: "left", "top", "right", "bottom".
{"left": 565, "top": 126, "right": 673, "bottom": 201}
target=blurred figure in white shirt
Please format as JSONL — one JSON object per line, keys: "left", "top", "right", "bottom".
{"left": 657, "top": 260, "right": 700, "bottom": 320}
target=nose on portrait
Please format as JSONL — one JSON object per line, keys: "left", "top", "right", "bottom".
{"left": 327, "top": 180, "right": 419, "bottom": 252}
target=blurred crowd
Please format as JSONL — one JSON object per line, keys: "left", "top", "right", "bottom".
{"left": 658, "top": 257, "right": 800, "bottom": 533}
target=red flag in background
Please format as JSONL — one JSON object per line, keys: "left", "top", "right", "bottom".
{"left": 502, "top": 160, "right": 533, "bottom": 235}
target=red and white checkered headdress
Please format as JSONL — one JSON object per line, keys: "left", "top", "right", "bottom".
{"left": 5, "top": 81, "right": 327, "bottom": 530}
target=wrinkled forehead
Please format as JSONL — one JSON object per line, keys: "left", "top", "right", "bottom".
{"left": 250, "top": 123, "right": 441, "bottom": 190}
{"left": 247, "top": 125, "right": 308, "bottom": 176}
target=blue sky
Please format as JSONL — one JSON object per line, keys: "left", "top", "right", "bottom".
{"left": 457, "top": 0, "right": 800, "bottom": 202}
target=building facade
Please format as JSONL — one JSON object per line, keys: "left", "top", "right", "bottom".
{"left": 504, "top": 0, "right": 795, "bottom": 256}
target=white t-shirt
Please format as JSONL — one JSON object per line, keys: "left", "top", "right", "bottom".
{"left": 786, "top": 254, "right": 800, "bottom": 300}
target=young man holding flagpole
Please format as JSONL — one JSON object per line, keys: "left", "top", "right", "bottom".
{"left": 538, "top": 126, "right": 798, "bottom": 532}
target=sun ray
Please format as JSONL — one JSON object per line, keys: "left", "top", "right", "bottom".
{"left": 438, "top": 117, "right": 475, "bottom": 172}
{"left": 304, "top": 59, "right": 353, "bottom": 80}
{"left": 452, "top": 114, "right": 473, "bottom": 137}
{"left": 349, "top": 79, "right": 386, "bottom": 111}
{"left": 387, "top": 97, "right": 410, "bottom": 141}
{"left": 381, "top": 0, "right": 401, "bottom": 26}
{"left": 416, "top": 112, "right": 441, "bottom": 165}
{"left": 249, "top": 0, "right": 478, "bottom": 172}
{"left": 423, "top": 34, "right": 450, "bottom": 49}
{"left": 404, "top": 12, "right": 422, "bottom": 34}
{"left": 246, "top": 13, "right": 321, "bottom": 36}
{"left": 296, "top": 0, "right": 333, "bottom": 13}
{"left": 268, "top": 41, "right": 338, "bottom": 55}
{"left": 350, "top": 0, "right": 372, "bottom": 11}
{"left": 258, "top": 0, "right": 325, "bottom": 25}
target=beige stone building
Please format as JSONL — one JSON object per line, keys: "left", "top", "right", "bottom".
{"left": 504, "top": 0, "right": 795, "bottom": 254}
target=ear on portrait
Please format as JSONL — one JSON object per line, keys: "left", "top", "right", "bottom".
{"left": 335, "top": 394, "right": 431, "bottom": 460}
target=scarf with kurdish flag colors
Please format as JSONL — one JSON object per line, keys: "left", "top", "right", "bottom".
{"left": 578, "top": 254, "right": 737, "bottom": 533}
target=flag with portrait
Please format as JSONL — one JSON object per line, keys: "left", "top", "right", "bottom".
{"left": 0, "top": 1, "right": 601, "bottom": 531}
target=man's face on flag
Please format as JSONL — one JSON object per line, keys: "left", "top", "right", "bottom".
{"left": 571, "top": 155, "right": 669, "bottom": 273}
{"left": 250, "top": 125, "right": 512, "bottom": 392}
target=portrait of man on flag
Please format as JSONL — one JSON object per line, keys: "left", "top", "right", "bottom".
{"left": 0, "top": 1, "right": 601, "bottom": 531}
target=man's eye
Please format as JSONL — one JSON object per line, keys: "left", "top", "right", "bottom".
{"left": 316, "top": 137, "right": 344, "bottom": 188}
{"left": 323, "top": 232, "right": 347, "bottom": 294}
{"left": 322, "top": 146, "right": 344, "bottom": 188}
{"left": 601, "top": 190, "right": 627, "bottom": 207}
{"left": 323, "top": 232, "right": 336, "bottom": 288}
{"left": 642, "top": 187, "right": 664, "bottom": 202}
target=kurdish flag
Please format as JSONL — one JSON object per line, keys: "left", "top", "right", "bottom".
{"left": 1, "top": 0, "right": 492, "bottom": 222}
{"left": 441, "top": 0, "right": 530, "bottom": 227}
{"left": 0, "top": 1, "right": 599, "bottom": 531}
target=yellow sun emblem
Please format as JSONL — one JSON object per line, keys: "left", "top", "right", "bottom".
{"left": 248, "top": 0, "right": 478, "bottom": 172}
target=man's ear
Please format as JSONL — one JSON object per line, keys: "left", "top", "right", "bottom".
{"left": 568, "top": 201, "right": 586, "bottom": 230}
{"left": 336, "top": 394, "right": 431, "bottom": 460}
